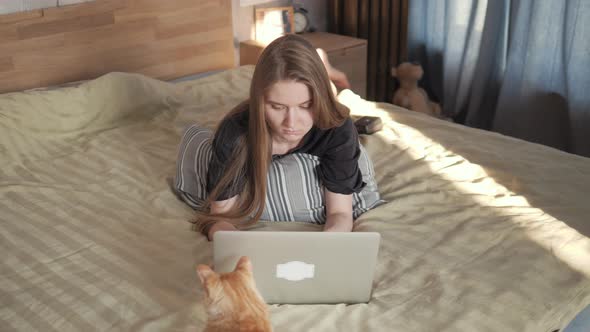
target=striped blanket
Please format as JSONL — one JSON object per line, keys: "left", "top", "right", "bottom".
{"left": 1, "top": 66, "right": 589, "bottom": 331}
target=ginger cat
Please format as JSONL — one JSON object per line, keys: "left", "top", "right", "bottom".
{"left": 197, "top": 256, "right": 273, "bottom": 332}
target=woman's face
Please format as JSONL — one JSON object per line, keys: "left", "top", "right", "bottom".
{"left": 264, "top": 80, "right": 314, "bottom": 146}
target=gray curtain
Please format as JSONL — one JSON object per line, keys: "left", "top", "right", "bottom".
{"left": 408, "top": 0, "right": 590, "bottom": 157}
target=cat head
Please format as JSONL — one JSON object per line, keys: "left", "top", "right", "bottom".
{"left": 197, "top": 256, "right": 268, "bottom": 322}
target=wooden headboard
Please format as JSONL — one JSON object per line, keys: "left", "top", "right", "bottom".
{"left": 0, "top": 0, "right": 234, "bottom": 94}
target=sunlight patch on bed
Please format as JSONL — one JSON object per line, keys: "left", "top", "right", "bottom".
{"left": 414, "top": 135, "right": 590, "bottom": 277}
{"left": 338, "top": 89, "right": 590, "bottom": 278}
{"left": 431, "top": 150, "right": 590, "bottom": 277}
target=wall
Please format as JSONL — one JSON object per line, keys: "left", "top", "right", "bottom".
{"left": 232, "top": 0, "right": 328, "bottom": 45}
{"left": 231, "top": 0, "right": 327, "bottom": 64}
{"left": 302, "top": 0, "right": 328, "bottom": 33}
{"left": 232, "top": 0, "right": 327, "bottom": 42}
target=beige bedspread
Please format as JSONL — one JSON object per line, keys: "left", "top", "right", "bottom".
{"left": 1, "top": 66, "right": 589, "bottom": 332}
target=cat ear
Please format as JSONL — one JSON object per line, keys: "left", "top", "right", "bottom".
{"left": 197, "top": 264, "right": 215, "bottom": 286}
{"left": 235, "top": 256, "right": 253, "bottom": 273}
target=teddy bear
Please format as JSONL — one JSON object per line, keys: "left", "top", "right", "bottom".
{"left": 391, "top": 62, "right": 442, "bottom": 117}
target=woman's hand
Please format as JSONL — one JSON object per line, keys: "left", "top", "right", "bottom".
{"left": 323, "top": 189, "right": 354, "bottom": 232}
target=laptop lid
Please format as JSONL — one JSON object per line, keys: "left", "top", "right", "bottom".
{"left": 213, "top": 231, "right": 381, "bottom": 304}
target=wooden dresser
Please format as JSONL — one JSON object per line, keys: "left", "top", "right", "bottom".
{"left": 239, "top": 32, "right": 368, "bottom": 99}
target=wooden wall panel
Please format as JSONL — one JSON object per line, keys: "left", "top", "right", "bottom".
{"left": 18, "top": 12, "right": 116, "bottom": 39}
{"left": 42, "top": 0, "right": 125, "bottom": 20}
{"left": 0, "top": 0, "right": 234, "bottom": 93}
{"left": 0, "top": 9, "right": 42, "bottom": 24}
{"left": 0, "top": 57, "right": 14, "bottom": 72}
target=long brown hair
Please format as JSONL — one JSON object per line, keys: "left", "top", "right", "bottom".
{"left": 197, "top": 34, "right": 350, "bottom": 234}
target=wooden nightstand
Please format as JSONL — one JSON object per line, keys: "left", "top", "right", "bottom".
{"left": 240, "top": 32, "right": 368, "bottom": 98}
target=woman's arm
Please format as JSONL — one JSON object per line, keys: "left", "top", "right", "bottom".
{"left": 207, "top": 195, "right": 239, "bottom": 241}
{"left": 323, "top": 189, "right": 354, "bottom": 232}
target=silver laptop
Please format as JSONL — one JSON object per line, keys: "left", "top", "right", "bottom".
{"left": 213, "top": 231, "right": 381, "bottom": 304}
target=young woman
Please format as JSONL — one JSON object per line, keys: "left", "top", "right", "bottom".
{"left": 175, "top": 34, "right": 381, "bottom": 240}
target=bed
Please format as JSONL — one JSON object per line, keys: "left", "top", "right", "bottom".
{"left": 1, "top": 1, "right": 590, "bottom": 332}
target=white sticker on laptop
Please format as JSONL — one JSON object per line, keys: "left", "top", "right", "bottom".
{"left": 276, "top": 261, "right": 315, "bottom": 281}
